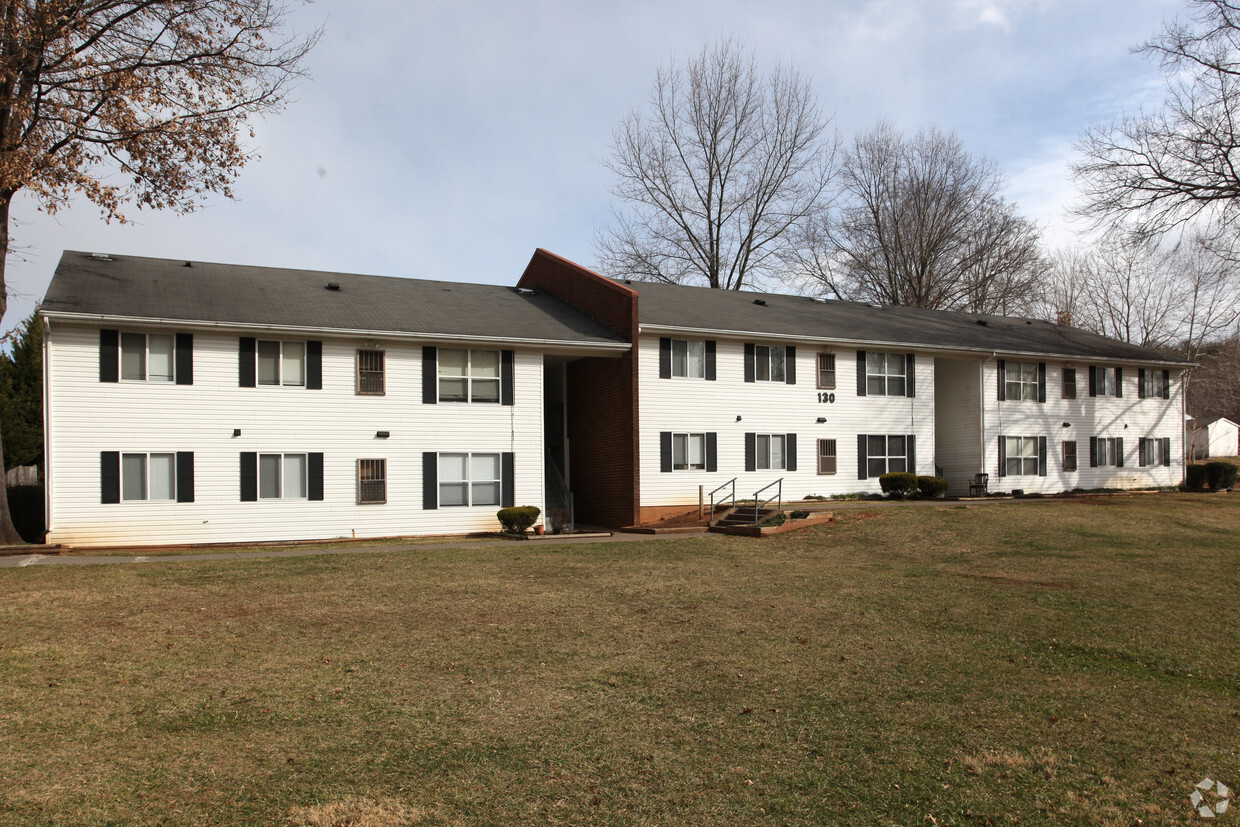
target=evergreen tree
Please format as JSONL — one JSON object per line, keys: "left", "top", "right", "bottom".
{"left": 0, "top": 314, "right": 43, "bottom": 471}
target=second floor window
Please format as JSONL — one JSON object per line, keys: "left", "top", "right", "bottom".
{"left": 1005, "top": 362, "right": 1039, "bottom": 401}
{"left": 671, "top": 339, "right": 705, "bottom": 378}
{"left": 439, "top": 349, "right": 500, "bottom": 403}
{"left": 817, "top": 353, "right": 836, "bottom": 389}
{"left": 357, "top": 349, "right": 385, "bottom": 395}
{"left": 1062, "top": 368, "right": 1077, "bottom": 400}
{"left": 258, "top": 340, "right": 305, "bottom": 386}
{"left": 121, "top": 332, "right": 175, "bottom": 382}
{"left": 866, "top": 352, "right": 906, "bottom": 396}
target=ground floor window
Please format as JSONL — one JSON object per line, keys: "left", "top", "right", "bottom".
{"left": 1004, "top": 436, "right": 1040, "bottom": 476}
{"left": 866, "top": 434, "right": 908, "bottom": 477}
{"left": 439, "top": 453, "right": 501, "bottom": 506}
{"left": 1063, "top": 441, "right": 1077, "bottom": 472}
{"left": 1139, "top": 437, "right": 1171, "bottom": 467}
{"left": 673, "top": 433, "right": 706, "bottom": 470}
{"left": 358, "top": 459, "right": 387, "bottom": 503}
{"left": 818, "top": 439, "right": 837, "bottom": 475}
{"left": 260, "top": 453, "right": 307, "bottom": 499}
{"left": 1091, "top": 437, "right": 1124, "bottom": 468}
{"left": 122, "top": 452, "right": 175, "bottom": 500}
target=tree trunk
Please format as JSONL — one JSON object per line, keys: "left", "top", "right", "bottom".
{"left": 0, "top": 191, "right": 30, "bottom": 544}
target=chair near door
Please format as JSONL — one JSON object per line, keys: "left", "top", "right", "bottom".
{"left": 968, "top": 473, "right": 989, "bottom": 496}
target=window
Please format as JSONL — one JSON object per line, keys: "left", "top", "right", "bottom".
{"left": 1091, "top": 366, "right": 1120, "bottom": 398}
{"left": 259, "top": 453, "right": 308, "bottom": 499}
{"left": 673, "top": 433, "right": 706, "bottom": 470}
{"left": 439, "top": 349, "right": 501, "bottom": 403}
{"left": 1140, "top": 369, "right": 1168, "bottom": 399}
{"left": 1004, "top": 437, "right": 1040, "bottom": 476}
{"left": 1063, "top": 441, "right": 1077, "bottom": 472}
{"left": 1093, "top": 437, "right": 1122, "bottom": 468}
{"left": 358, "top": 459, "right": 387, "bottom": 503}
{"left": 866, "top": 352, "right": 907, "bottom": 396}
{"left": 1139, "top": 437, "right": 1170, "bottom": 467}
{"left": 258, "top": 340, "right": 306, "bottom": 386}
{"left": 1062, "top": 368, "right": 1077, "bottom": 400}
{"left": 1005, "top": 362, "right": 1039, "bottom": 401}
{"left": 671, "top": 339, "right": 706, "bottom": 378}
{"left": 120, "top": 332, "right": 175, "bottom": 382}
{"left": 357, "top": 349, "right": 385, "bottom": 395}
{"left": 867, "top": 434, "right": 908, "bottom": 477}
{"left": 121, "top": 452, "right": 175, "bottom": 500}
{"left": 754, "top": 345, "right": 786, "bottom": 382}
{"left": 817, "top": 353, "right": 836, "bottom": 389}
{"left": 439, "top": 452, "right": 501, "bottom": 506}
{"left": 818, "top": 439, "right": 837, "bottom": 475}
{"left": 755, "top": 434, "right": 786, "bottom": 470}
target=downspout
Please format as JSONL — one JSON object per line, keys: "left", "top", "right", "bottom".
{"left": 1180, "top": 367, "right": 1189, "bottom": 483}
{"left": 41, "top": 316, "right": 51, "bottom": 541}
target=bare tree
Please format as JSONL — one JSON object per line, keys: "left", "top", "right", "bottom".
{"left": 802, "top": 123, "right": 1044, "bottom": 313}
{"left": 0, "top": 1, "right": 318, "bottom": 543}
{"left": 595, "top": 38, "right": 836, "bottom": 291}
{"left": 1074, "top": 0, "right": 1240, "bottom": 237}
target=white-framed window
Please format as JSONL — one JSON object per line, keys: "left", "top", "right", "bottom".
{"left": 753, "top": 345, "right": 787, "bottom": 382}
{"left": 1139, "top": 438, "right": 1167, "bottom": 467}
{"left": 1063, "top": 441, "right": 1078, "bottom": 472}
{"left": 358, "top": 459, "right": 387, "bottom": 503}
{"left": 1005, "top": 362, "right": 1039, "bottom": 401}
{"left": 121, "top": 452, "right": 175, "bottom": 500}
{"left": 867, "top": 435, "right": 908, "bottom": 477}
{"left": 439, "top": 349, "right": 501, "bottom": 403}
{"left": 357, "top": 349, "right": 385, "bottom": 395}
{"left": 755, "top": 434, "right": 786, "bottom": 470}
{"left": 259, "top": 453, "right": 308, "bottom": 499}
{"left": 1062, "top": 368, "right": 1077, "bottom": 400}
{"left": 672, "top": 433, "right": 706, "bottom": 470}
{"left": 1005, "top": 436, "right": 1039, "bottom": 476}
{"left": 671, "top": 339, "right": 706, "bottom": 378}
{"left": 439, "top": 452, "right": 501, "bottom": 506}
{"left": 818, "top": 439, "right": 837, "bottom": 475}
{"left": 866, "top": 352, "right": 906, "bottom": 396}
{"left": 257, "top": 340, "right": 306, "bottom": 387}
{"left": 1093, "top": 366, "right": 1118, "bottom": 397}
{"left": 817, "top": 353, "right": 836, "bottom": 389}
{"left": 1141, "top": 370, "right": 1168, "bottom": 399}
{"left": 120, "top": 332, "right": 175, "bottom": 382}
{"left": 1095, "top": 437, "right": 1120, "bottom": 467}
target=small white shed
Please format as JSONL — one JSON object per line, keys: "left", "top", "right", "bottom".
{"left": 1207, "top": 417, "right": 1239, "bottom": 457}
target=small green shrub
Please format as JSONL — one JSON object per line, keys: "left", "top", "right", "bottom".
{"left": 916, "top": 476, "right": 948, "bottom": 498}
{"left": 1184, "top": 465, "right": 1208, "bottom": 491}
{"left": 790, "top": 510, "right": 810, "bottom": 520}
{"left": 759, "top": 513, "right": 786, "bottom": 528}
{"left": 1205, "top": 461, "right": 1238, "bottom": 490}
{"left": 879, "top": 472, "right": 918, "bottom": 498}
{"left": 6, "top": 484, "right": 44, "bottom": 544}
{"left": 497, "top": 506, "right": 540, "bottom": 534}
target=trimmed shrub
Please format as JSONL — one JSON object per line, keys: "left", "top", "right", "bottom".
{"left": 547, "top": 508, "right": 571, "bottom": 535}
{"left": 916, "top": 476, "right": 949, "bottom": 498}
{"left": 1184, "top": 465, "right": 1207, "bottom": 490}
{"left": 790, "top": 510, "right": 810, "bottom": 520}
{"left": 879, "top": 472, "right": 918, "bottom": 498}
{"left": 1205, "top": 461, "right": 1238, "bottom": 490}
{"left": 7, "top": 484, "right": 44, "bottom": 544}
{"left": 497, "top": 505, "right": 540, "bottom": 534}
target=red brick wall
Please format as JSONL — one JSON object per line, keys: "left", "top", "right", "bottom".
{"left": 518, "top": 250, "right": 640, "bottom": 527}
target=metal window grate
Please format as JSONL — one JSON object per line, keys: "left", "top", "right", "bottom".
{"left": 358, "top": 349, "right": 385, "bottom": 395}
{"left": 358, "top": 458, "right": 386, "bottom": 503}
{"left": 817, "top": 438, "right": 837, "bottom": 475}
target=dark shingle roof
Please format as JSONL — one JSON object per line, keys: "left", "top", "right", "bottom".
{"left": 41, "top": 251, "right": 627, "bottom": 347}
{"left": 624, "top": 280, "right": 1190, "bottom": 365}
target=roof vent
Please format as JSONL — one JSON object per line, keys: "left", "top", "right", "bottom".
{"left": 88, "top": 253, "right": 113, "bottom": 262}
{"left": 516, "top": 287, "right": 535, "bottom": 295}
{"left": 326, "top": 282, "right": 340, "bottom": 291}
{"left": 811, "top": 296, "right": 829, "bottom": 303}
{"left": 753, "top": 299, "right": 767, "bottom": 306}
{"left": 869, "top": 303, "right": 883, "bottom": 309}
{"left": 1025, "top": 320, "right": 1033, "bottom": 325}
{"left": 976, "top": 319, "right": 988, "bottom": 326}
{"left": 183, "top": 261, "right": 193, "bottom": 268}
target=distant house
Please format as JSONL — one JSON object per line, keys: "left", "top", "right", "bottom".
{"left": 1188, "top": 417, "right": 1239, "bottom": 459}
{"left": 39, "top": 248, "right": 1193, "bottom": 547}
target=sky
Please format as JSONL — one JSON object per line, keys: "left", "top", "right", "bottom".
{"left": 2, "top": 0, "right": 1186, "bottom": 327}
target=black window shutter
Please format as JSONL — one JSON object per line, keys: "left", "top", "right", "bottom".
{"left": 905, "top": 354, "right": 915, "bottom": 398}
{"left": 856, "top": 351, "right": 867, "bottom": 396}
{"left": 1115, "top": 437, "right": 1124, "bottom": 466}
{"left": 997, "top": 359, "right": 1006, "bottom": 401}
{"left": 422, "top": 346, "right": 437, "bottom": 404}
{"left": 239, "top": 338, "right": 257, "bottom": 387}
{"left": 1162, "top": 370, "right": 1171, "bottom": 399}
{"left": 101, "top": 451, "right": 120, "bottom": 503}
{"left": 744, "top": 343, "right": 756, "bottom": 383}
{"left": 907, "top": 434, "right": 916, "bottom": 473}
{"left": 240, "top": 452, "right": 258, "bottom": 501}
{"left": 1138, "top": 368, "right": 1147, "bottom": 399}
{"left": 997, "top": 434, "right": 1006, "bottom": 477}
{"left": 1088, "top": 366, "right": 1097, "bottom": 397}
{"left": 1038, "top": 437, "right": 1047, "bottom": 476}
{"left": 308, "top": 453, "right": 324, "bottom": 500}
{"left": 745, "top": 433, "right": 756, "bottom": 472}
{"left": 175, "top": 333, "right": 193, "bottom": 385}
{"left": 705, "top": 433, "right": 717, "bottom": 472}
{"left": 857, "top": 434, "right": 868, "bottom": 479}
{"left": 659, "top": 338, "right": 672, "bottom": 379}
{"left": 422, "top": 452, "right": 438, "bottom": 509}
{"left": 306, "top": 341, "right": 323, "bottom": 390}
{"left": 1162, "top": 437, "right": 1171, "bottom": 466}
{"left": 1115, "top": 367, "right": 1123, "bottom": 398}
{"left": 786, "top": 346, "right": 797, "bottom": 385}
{"left": 1037, "top": 363, "right": 1046, "bottom": 403}
{"left": 704, "top": 340, "right": 716, "bottom": 381}
{"left": 100, "top": 330, "right": 119, "bottom": 383}
{"left": 1089, "top": 437, "right": 1098, "bottom": 468}
{"left": 176, "top": 452, "right": 194, "bottom": 503}
{"left": 501, "top": 350, "right": 514, "bottom": 406}
{"left": 502, "top": 452, "right": 515, "bottom": 508}
{"left": 660, "top": 432, "right": 672, "bottom": 473}
{"left": 786, "top": 433, "right": 797, "bottom": 472}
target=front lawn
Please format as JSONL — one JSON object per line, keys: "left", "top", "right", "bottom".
{"left": 1, "top": 494, "right": 1237, "bottom": 825}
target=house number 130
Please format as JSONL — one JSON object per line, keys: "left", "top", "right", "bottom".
{"left": 817, "top": 392, "right": 836, "bottom": 403}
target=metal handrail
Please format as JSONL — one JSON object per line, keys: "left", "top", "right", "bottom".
{"left": 752, "top": 478, "right": 783, "bottom": 523}
{"left": 708, "top": 477, "right": 736, "bottom": 517}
